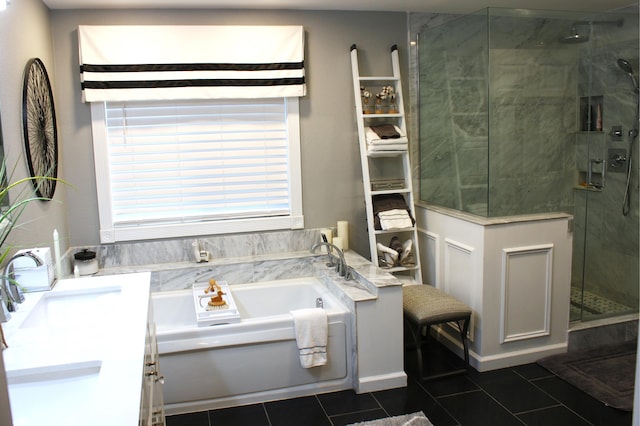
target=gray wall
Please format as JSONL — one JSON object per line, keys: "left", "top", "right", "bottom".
{"left": 0, "top": 0, "right": 70, "bottom": 255}
{"left": 49, "top": 8, "right": 408, "bottom": 258}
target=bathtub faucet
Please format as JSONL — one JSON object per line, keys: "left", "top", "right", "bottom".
{"left": 310, "top": 242, "right": 353, "bottom": 280}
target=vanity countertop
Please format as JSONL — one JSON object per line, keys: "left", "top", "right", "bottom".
{"left": 2, "top": 272, "right": 151, "bottom": 426}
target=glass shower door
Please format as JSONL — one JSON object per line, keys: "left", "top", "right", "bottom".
{"left": 571, "top": 12, "right": 639, "bottom": 321}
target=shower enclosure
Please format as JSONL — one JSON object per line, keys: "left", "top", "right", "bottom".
{"left": 415, "top": 7, "right": 639, "bottom": 321}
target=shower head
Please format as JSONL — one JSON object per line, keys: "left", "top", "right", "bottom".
{"left": 560, "top": 27, "right": 589, "bottom": 43}
{"left": 560, "top": 19, "right": 624, "bottom": 44}
{"left": 616, "top": 58, "right": 639, "bottom": 93}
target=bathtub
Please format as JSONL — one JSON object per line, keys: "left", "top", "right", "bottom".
{"left": 152, "top": 277, "right": 353, "bottom": 414}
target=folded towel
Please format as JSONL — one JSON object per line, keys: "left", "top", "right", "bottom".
{"left": 372, "top": 194, "right": 415, "bottom": 230}
{"left": 368, "top": 143, "right": 408, "bottom": 152}
{"left": 365, "top": 126, "right": 408, "bottom": 145}
{"left": 291, "top": 308, "right": 328, "bottom": 368}
{"left": 378, "top": 209, "right": 414, "bottom": 230}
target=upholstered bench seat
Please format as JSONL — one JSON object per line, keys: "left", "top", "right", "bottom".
{"left": 402, "top": 284, "right": 472, "bottom": 381}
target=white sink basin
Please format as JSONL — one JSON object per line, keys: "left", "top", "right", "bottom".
{"left": 20, "top": 286, "right": 121, "bottom": 329}
{"left": 2, "top": 273, "right": 152, "bottom": 426}
{"left": 7, "top": 360, "right": 102, "bottom": 426}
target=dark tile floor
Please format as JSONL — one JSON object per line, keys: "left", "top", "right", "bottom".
{"left": 166, "top": 342, "right": 634, "bottom": 426}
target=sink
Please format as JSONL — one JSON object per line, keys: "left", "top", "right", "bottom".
{"left": 2, "top": 273, "right": 152, "bottom": 426}
{"left": 7, "top": 360, "right": 102, "bottom": 426}
{"left": 20, "top": 286, "right": 121, "bottom": 329}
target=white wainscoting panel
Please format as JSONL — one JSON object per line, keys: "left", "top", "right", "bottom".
{"left": 500, "top": 244, "right": 553, "bottom": 343}
{"left": 417, "top": 227, "right": 438, "bottom": 286}
{"left": 443, "top": 238, "right": 475, "bottom": 302}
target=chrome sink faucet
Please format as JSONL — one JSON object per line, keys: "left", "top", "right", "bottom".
{"left": 0, "top": 251, "right": 42, "bottom": 320}
{"left": 310, "top": 242, "right": 353, "bottom": 280}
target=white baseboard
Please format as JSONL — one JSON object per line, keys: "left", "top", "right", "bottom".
{"left": 434, "top": 327, "right": 567, "bottom": 372}
{"left": 356, "top": 371, "right": 407, "bottom": 394}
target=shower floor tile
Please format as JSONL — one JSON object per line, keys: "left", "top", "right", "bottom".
{"left": 570, "top": 286, "right": 634, "bottom": 317}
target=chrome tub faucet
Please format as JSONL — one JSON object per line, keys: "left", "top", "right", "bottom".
{"left": 310, "top": 242, "right": 353, "bottom": 280}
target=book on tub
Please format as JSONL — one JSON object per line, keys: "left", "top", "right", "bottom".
{"left": 192, "top": 280, "right": 241, "bottom": 327}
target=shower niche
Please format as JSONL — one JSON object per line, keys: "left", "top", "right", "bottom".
{"left": 579, "top": 96, "right": 603, "bottom": 132}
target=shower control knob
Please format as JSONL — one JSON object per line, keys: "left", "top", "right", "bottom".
{"left": 610, "top": 153, "right": 627, "bottom": 168}
{"left": 609, "top": 126, "right": 623, "bottom": 139}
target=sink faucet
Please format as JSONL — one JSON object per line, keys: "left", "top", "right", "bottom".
{"left": 1, "top": 251, "right": 42, "bottom": 319}
{"left": 310, "top": 242, "right": 353, "bottom": 280}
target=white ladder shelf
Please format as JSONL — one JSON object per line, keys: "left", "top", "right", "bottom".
{"left": 350, "top": 44, "right": 422, "bottom": 284}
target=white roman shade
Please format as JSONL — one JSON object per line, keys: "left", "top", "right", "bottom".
{"left": 78, "top": 25, "right": 306, "bottom": 102}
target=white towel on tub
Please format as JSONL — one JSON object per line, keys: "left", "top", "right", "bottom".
{"left": 291, "top": 308, "right": 328, "bottom": 368}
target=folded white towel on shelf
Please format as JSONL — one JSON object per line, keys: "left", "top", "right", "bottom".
{"left": 291, "top": 308, "right": 328, "bottom": 368}
{"left": 378, "top": 208, "right": 413, "bottom": 230}
{"left": 365, "top": 126, "right": 408, "bottom": 145}
{"left": 368, "top": 143, "right": 408, "bottom": 152}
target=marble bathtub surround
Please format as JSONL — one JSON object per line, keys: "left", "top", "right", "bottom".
{"left": 68, "top": 228, "right": 404, "bottom": 295}
{"left": 98, "top": 228, "right": 324, "bottom": 269}
{"left": 63, "top": 228, "right": 325, "bottom": 275}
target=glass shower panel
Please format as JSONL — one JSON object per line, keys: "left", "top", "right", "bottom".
{"left": 576, "top": 12, "right": 639, "bottom": 320}
{"left": 418, "top": 13, "right": 488, "bottom": 216}
{"left": 487, "top": 9, "right": 579, "bottom": 217}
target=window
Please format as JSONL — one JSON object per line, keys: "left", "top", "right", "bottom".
{"left": 90, "top": 97, "right": 303, "bottom": 243}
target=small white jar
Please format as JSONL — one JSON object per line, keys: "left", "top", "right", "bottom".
{"left": 73, "top": 249, "right": 99, "bottom": 275}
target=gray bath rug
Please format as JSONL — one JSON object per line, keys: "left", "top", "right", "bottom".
{"left": 348, "top": 411, "right": 433, "bottom": 426}
{"left": 538, "top": 341, "right": 637, "bottom": 411}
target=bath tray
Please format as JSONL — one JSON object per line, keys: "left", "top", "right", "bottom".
{"left": 192, "top": 281, "right": 241, "bottom": 327}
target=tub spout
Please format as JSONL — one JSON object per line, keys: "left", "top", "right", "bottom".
{"left": 310, "top": 242, "right": 353, "bottom": 280}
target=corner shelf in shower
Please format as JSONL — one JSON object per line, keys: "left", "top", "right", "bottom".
{"left": 350, "top": 43, "right": 422, "bottom": 284}
{"left": 574, "top": 185, "right": 603, "bottom": 192}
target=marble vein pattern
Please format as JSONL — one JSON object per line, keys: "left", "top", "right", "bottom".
{"left": 76, "top": 228, "right": 401, "bottom": 296}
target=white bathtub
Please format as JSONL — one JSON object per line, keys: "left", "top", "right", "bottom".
{"left": 152, "top": 277, "right": 353, "bottom": 414}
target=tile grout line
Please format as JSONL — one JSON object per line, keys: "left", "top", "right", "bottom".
{"left": 412, "top": 376, "right": 464, "bottom": 425}
{"left": 464, "top": 370, "right": 528, "bottom": 426}
{"left": 314, "top": 394, "right": 335, "bottom": 426}
{"left": 528, "top": 376, "right": 596, "bottom": 426}
{"left": 328, "top": 408, "right": 388, "bottom": 424}
{"left": 261, "top": 402, "right": 273, "bottom": 426}
{"left": 370, "top": 392, "right": 392, "bottom": 418}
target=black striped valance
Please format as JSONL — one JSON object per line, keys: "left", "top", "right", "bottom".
{"left": 78, "top": 25, "right": 306, "bottom": 102}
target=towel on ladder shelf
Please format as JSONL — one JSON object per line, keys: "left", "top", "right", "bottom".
{"left": 378, "top": 208, "right": 414, "bottom": 230}
{"left": 364, "top": 126, "right": 408, "bottom": 152}
{"left": 291, "top": 308, "right": 328, "bottom": 368}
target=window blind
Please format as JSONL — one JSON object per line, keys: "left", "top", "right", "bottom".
{"left": 104, "top": 98, "right": 292, "bottom": 227}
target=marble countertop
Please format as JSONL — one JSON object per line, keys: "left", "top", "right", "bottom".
{"left": 2, "top": 272, "right": 151, "bottom": 426}
{"left": 416, "top": 202, "right": 573, "bottom": 226}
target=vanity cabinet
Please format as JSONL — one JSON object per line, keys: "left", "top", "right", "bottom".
{"left": 140, "top": 301, "right": 165, "bottom": 426}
